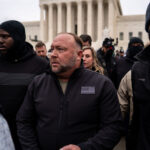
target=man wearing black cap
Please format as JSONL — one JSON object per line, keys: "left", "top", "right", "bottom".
{"left": 118, "top": 3, "right": 150, "bottom": 150}
{"left": 0, "top": 20, "right": 50, "bottom": 150}
{"left": 97, "top": 38, "right": 116, "bottom": 81}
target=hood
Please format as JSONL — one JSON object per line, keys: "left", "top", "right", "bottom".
{"left": 126, "top": 37, "right": 144, "bottom": 60}
{"left": 128, "top": 37, "right": 144, "bottom": 48}
{"left": 145, "top": 3, "right": 150, "bottom": 32}
{"left": 135, "top": 45, "right": 150, "bottom": 64}
{"left": 20, "top": 42, "right": 36, "bottom": 61}
{"left": 0, "top": 20, "right": 28, "bottom": 61}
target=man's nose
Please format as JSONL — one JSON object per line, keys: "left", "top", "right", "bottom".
{"left": 0, "top": 37, "right": 4, "bottom": 43}
{"left": 50, "top": 49, "right": 58, "bottom": 57}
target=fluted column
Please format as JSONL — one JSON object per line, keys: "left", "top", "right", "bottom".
{"left": 57, "top": 3, "right": 63, "bottom": 33}
{"left": 48, "top": 3, "right": 53, "bottom": 42}
{"left": 45, "top": 6, "right": 48, "bottom": 41}
{"left": 77, "top": 0, "right": 83, "bottom": 36}
{"left": 67, "top": 2, "right": 72, "bottom": 32}
{"left": 40, "top": 4, "right": 45, "bottom": 41}
{"left": 108, "top": 0, "right": 114, "bottom": 37}
{"left": 97, "top": 0, "right": 103, "bottom": 41}
{"left": 87, "top": 0, "right": 93, "bottom": 37}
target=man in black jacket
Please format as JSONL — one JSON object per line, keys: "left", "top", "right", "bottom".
{"left": 0, "top": 20, "right": 50, "bottom": 150}
{"left": 114, "top": 37, "right": 144, "bottom": 89}
{"left": 97, "top": 38, "right": 116, "bottom": 82}
{"left": 125, "top": 3, "right": 150, "bottom": 150}
{"left": 118, "top": 3, "right": 150, "bottom": 150}
{"left": 17, "top": 33, "right": 123, "bottom": 150}
{"left": 35, "top": 41, "right": 49, "bottom": 62}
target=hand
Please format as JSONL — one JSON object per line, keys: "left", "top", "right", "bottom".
{"left": 60, "top": 144, "right": 81, "bottom": 150}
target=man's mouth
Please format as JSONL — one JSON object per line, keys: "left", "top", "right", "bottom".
{"left": 0, "top": 46, "right": 6, "bottom": 51}
{"left": 51, "top": 62, "right": 59, "bottom": 66}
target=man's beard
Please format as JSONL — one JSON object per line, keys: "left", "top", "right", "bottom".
{"left": 52, "top": 54, "right": 77, "bottom": 74}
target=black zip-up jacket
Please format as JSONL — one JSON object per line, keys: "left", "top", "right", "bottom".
{"left": 17, "top": 67, "right": 123, "bottom": 150}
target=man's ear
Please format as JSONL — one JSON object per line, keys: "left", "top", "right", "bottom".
{"left": 77, "top": 50, "right": 83, "bottom": 60}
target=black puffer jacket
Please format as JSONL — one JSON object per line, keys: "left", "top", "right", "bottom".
{"left": 17, "top": 68, "right": 123, "bottom": 150}
{"left": 0, "top": 20, "right": 50, "bottom": 150}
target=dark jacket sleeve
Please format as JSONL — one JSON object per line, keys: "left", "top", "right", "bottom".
{"left": 16, "top": 80, "right": 40, "bottom": 150}
{"left": 78, "top": 79, "right": 123, "bottom": 150}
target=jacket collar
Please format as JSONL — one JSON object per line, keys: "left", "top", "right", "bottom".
{"left": 48, "top": 60, "right": 84, "bottom": 79}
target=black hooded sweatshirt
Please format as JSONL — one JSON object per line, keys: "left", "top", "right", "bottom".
{"left": 113, "top": 37, "right": 144, "bottom": 89}
{"left": 0, "top": 20, "right": 50, "bottom": 150}
{"left": 126, "top": 3, "right": 150, "bottom": 149}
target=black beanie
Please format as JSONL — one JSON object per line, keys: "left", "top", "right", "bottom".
{"left": 145, "top": 3, "right": 150, "bottom": 32}
{"left": 0, "top": 20, "right": 26, "bottom": 42}
{"left": 0, "top": 20, "right": 26, "bottom": 60}
{"left": 128, "top": 37, "right": 144, "bottom": 48}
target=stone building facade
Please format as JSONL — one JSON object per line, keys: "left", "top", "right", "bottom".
{"left": 23, "top": 0, "right": 149, "bottom": 50}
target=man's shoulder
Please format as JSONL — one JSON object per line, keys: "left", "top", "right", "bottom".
{"left": 31, "top": 71, "right": 51, "bottom": 85}
{"left": 82, "top": 68, "right": 110, "bottom": 82}
{"left": 32, "top": 55, "right": 49, "bottom": 65}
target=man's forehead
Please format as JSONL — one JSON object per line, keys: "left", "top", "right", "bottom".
{"left": 0, "top": 29, "right": 9, "bottom": 34}
{"left": 53, "top": 34, "right": 74, "bottom": 43}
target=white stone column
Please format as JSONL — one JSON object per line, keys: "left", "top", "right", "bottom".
{"left": 67, "top": 2, "right": 72, "bottom": 32}
{"left": 57, "top": 3, "right": 63, "bottom": 33}
{"left": 87, "top": 0, "right": 93, "bottom": 37}
{"left": 40, "top": 4, "right": 45, "bottom": 41}
{"left": 97, "top": 0, "right": 103, "bottom": 41}
{"left": 45, "top": 6, "right": 48, "bottom": 42}
{"left": 48, "top": 3, "right": 53, "bottom": 43}
{"left": 77, "top": 0, "right": 83, "bottom": 36}
{"left": 108, "top": 0, "right": 114, "bottom": 37}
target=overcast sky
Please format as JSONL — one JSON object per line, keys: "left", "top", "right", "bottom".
{"left": 0, "top": 0, "right": 149, "bottom": 23}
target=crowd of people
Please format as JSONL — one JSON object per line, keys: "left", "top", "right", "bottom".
{"left": 0, "top": 2, "right": 150, "bottom": 150}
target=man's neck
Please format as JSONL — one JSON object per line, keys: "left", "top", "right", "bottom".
{"left": 57, "top": 63, "right": 80, "bottom": 81}
{"left": 57, "top": 69, "right": 76, "bottom": 81}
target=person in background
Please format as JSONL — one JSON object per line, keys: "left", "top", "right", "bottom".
{"left": 35, "top": 41, "right": 49, "bottom": 62}
{"left": 97, "top": 38, "right": 116, "bottom": 81}
{"left": 119, "top": 49, "right": 125, "bottom": 58}
{"left": 118, "top": 3, "right": 150, "bottom": 150}
{"left": 115, "top": 50, "right": 120, "bottom": 60}
{"left": 80, "top": 34, "right": 92, "bottom": 46}
{"left": 17, "top": 33, "right": 123, "bottom": 150}
{"left": 0, "top": 20, "right": 50, "bottom": 150}
{"left": 82, "top": 46, "right": 103, "bottom": 74}
{"left": 114, "top": 37, "right": 144, "bottom": 89}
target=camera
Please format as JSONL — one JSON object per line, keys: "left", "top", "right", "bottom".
{"left": 102, "top": 38, "right": 113, "bottom": 47}
{"left": 102, "top": 37, "right": 118, "bottom": 50}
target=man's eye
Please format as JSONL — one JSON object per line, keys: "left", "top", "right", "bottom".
{"left": 0, "top": 34, "right": 10, "bottom": 39}
{"left": 57, "top": 47, "right": 65, "bottom": 51}
{"left": 49, "top": 48, "right": 53, "bottom": 52}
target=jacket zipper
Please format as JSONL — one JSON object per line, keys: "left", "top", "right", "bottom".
{"left": 58, "top": 102, "right": 63, "bottom": 128}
